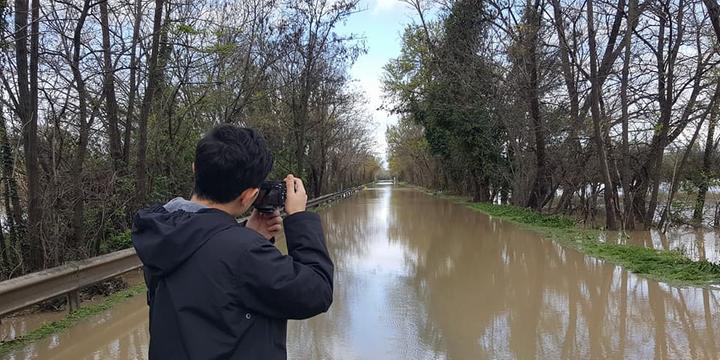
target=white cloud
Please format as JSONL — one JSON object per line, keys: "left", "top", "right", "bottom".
{"left": 354, "top": 75, "right": 398, "bottom": 166}
{"left": 373, "top": 0, "right": 402, "bottom": 14}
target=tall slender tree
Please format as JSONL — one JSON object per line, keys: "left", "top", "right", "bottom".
{"left": 135, "top": 0, "right": 166, "bottom": 207}
{"left": 100, "top": 0, "right": 124, "bottom": 173}
{"left": 587, "top": 0, "right": 619, "bottom": 230}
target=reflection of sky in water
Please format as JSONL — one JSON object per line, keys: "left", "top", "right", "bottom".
{"left": 344, "top": 188, "right": 415, "bottom": 277}
{"left": 288, "top": 185, "right": 441, "bottom": 360}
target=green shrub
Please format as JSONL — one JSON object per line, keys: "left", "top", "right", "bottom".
{"left": 100, "top": 230, "right": 132, "bottom": 253}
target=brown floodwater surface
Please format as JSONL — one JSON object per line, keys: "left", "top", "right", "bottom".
{"left": 5, "top": 183, "right": 720, "bottom": 359}
{"left": 3, "top": 294, "right": 148, "bottom": 360}
{"left": 0, "top": 269, "right": 146, "bottom": 344}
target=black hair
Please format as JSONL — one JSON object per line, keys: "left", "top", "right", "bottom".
{"left": 193, "top": 125, "right": 273, "bottom": 204}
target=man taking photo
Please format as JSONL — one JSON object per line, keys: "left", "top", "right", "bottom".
{"left": 132, "top": 124, "right": 334, "bottom": 359}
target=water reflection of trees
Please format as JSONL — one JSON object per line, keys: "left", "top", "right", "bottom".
{"left": 386, "top": 189, "right": 720, "bottom": 359}
{"left": 605, "top": 228, "right": 720, "bottom": 263}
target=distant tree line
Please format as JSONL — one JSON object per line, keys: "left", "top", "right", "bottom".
{"left": 384, "top": 0, "right": 720, "bottom": 231}
{"left": 0, "top": 0, "right": 381, "bottom": 279}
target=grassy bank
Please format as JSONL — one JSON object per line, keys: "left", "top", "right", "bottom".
{"left": 419, "top": 188, "right": 720, "bottom": 287}
{"left": 0, "top": 284, "right": 146, "bottom": 356}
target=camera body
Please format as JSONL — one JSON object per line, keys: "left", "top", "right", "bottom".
{"left": 253, "top": 180, "right": 286, "bottom": 213}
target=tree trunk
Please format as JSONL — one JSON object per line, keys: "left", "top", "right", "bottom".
{"left": 123, "top": 0, "right": 143, "bottom": 170}
{"left": 645, "top": 2, "right": 687, "bottom": 228}
{"left": 524, "top": 1, "right": 550, "bottom": 211}
{"left": 659, "top": 108, "right": 707, "bottom": 229}
{"left": 135, "top": 0, "right": 165, "bottom": 208}
{"left": 620, "top": 0, "right": 639, "bottom": 230}
{"left": 703, "top": 0, "right": 720, "bottom": 42}
{"left": 587, "top": 0, "right": 618, "bottom": 230}
{"left": 693, "top": 84, "right": 720, "bottom": 223}
{"left": 0, "top": 83, "right": 9, "bottom": 273}
{"left": 68, "top": 0, "right": 94, "bottom": 258}
{"left": 550, "top": 0, "right": 580, "bottom": 125}
{"left": 100, "top": 0, "right": 123, "bottom": 173}
{"left": 550, "top": 0, "right": 583, "bottom": 209}
{"left": 473, "top": 173, "right": 491, "bottom": 202}
{"left": 17, "top": 0, "right": 44, "bottom": 270}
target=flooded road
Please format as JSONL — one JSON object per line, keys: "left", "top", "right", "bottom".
{"left": 5, "top": 183, "right": 720, "bottom": 359}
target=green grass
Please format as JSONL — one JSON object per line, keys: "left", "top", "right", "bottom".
{"left": 416, "top": 187, "right": 720, "bottom": 287}
{"left": 0, "top": 284, "right": 146, "bottom": 356}
{"left": 581, "top": 241, "right": 720, "bottom": 285}
{"left": 469, "top": 202, "right": 577, "bottom": 229}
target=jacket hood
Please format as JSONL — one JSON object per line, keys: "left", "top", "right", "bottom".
{"left": 132, "top": 198, "right": 237, "bottom": 277}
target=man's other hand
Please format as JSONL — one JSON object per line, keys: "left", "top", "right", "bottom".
{"left": 284, "top": 174, "right": 307, "bottom": 215}
{"left": 246, "top": 209, "right": 282, "bottom": 241}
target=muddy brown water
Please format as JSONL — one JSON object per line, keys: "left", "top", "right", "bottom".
{"left": 4, "top": 183, "right": 720, "bottom": 359}
{"left": 0, "top": 270, "right": 146, "bottom": 344}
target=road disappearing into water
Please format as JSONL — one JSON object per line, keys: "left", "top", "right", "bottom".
{"left": 6, "top": 182, "right": 720, "bottom": 359}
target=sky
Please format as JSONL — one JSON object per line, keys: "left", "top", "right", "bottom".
{"left": 337, "top": 0, "right": 420, "bottom": 166}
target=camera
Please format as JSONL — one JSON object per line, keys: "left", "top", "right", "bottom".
{"left": 253, "top": 180, "right": 286, "bottom": 213}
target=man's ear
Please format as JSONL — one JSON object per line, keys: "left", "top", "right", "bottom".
{"left": 192, "top": 162, "right": 196, "bottom": 173}
{"left": 239, "top": 187, "right": 259, "bottom": 207}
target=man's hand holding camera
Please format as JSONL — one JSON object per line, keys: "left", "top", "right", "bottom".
{"left": 284, "top": 174, "right": 307, "bottom": 215}
{"left": 246, "top": 174, "right": 307, "bottom": 241}
{"left": 246, "top": 210, "right": 282, "bottom": 241}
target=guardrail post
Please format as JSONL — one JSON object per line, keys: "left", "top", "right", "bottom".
{"left": 67, "top": 290, "right": 80, "bottom": 313}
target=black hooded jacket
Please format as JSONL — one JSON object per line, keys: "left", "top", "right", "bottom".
{"left": 132, "top": 199, "right": 333, "bottom": 360}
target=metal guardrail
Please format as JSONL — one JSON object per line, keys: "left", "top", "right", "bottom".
{"left": 0, "top": 184, "right": 366, "bottom": 318}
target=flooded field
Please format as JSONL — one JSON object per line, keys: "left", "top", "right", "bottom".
{"left": 4, "top": 183, "right": 720, "bottom": 359}
{"left": 604, "top": 228, "right": 720, "bottom": 264}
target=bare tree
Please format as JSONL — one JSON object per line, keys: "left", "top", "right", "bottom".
{"left": 519, "top": 0, "right": 551, "bottom": 210}
{"left": 135, "top": 0, "right": 166, "bottom": 207}
{"left": 15, "top": 0, "right": 43, "bottom": 270}
{"left": 587, "top": 0, "right": 620, "bottom": 230}
{"left": 100, "top": 0, "right": 124, "bottom": 173}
